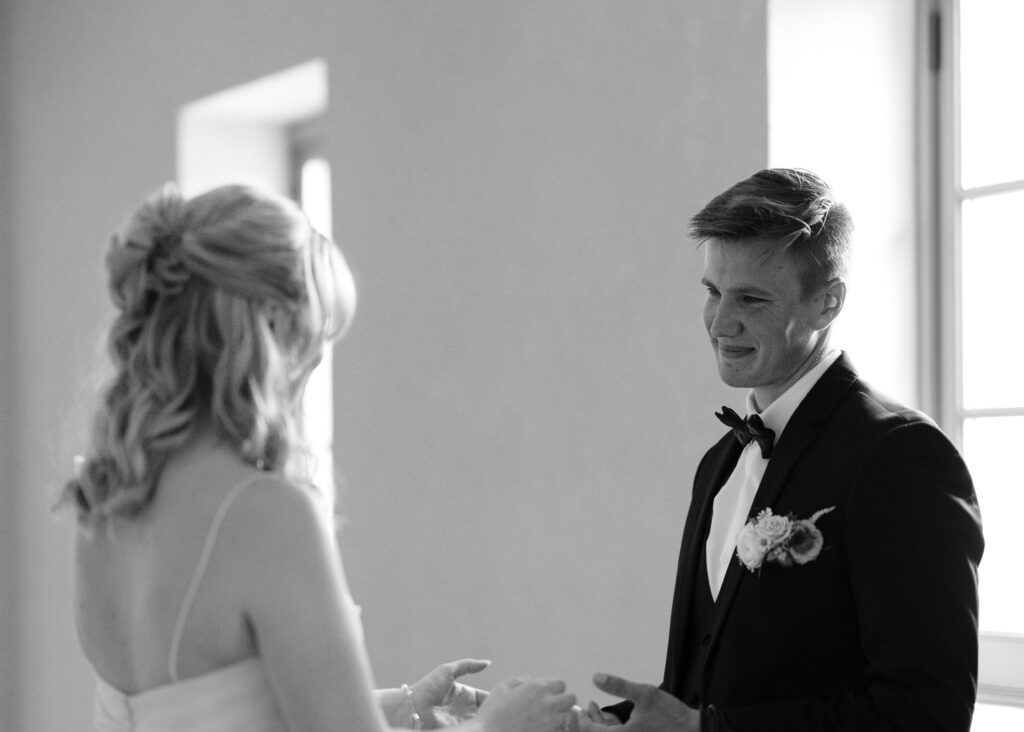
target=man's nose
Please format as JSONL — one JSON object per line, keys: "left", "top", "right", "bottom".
{"left": 708, "top": 300, "right": 740, "bottom": 338}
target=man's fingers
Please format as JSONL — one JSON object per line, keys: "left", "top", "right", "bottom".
{"left": 495, "top": 677, "right": 525, "bottom": 691}
{"left": 591, "top": 672, "right": 648, "bottom": 703}
{"left": 585, "top": 700, "right": 619, "bottom": 725}
{"left": 579, "top": 701, "right": 622, "bottom": 730}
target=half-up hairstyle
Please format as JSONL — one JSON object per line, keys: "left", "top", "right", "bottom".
{"left": 63, "top": 183, "right": 356, "bottom": 525}
{"left": 689, "top": 168, "right": 853, "bottom": 295}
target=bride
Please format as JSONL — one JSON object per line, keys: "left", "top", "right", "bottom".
{"left": 61, "top": 183, "right": 576, "bottom": 732}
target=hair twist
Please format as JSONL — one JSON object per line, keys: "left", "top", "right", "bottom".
{"left": 106, "top": 183, "right": 195, "bottom": 319}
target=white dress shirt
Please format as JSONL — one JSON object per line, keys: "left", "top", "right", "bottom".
{"left": 705, "top": 350, "right": 841, "bottom": 599}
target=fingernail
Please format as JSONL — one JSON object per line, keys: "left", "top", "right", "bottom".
{"left": 593, "top": 673, "right": 607, "bottom": 684}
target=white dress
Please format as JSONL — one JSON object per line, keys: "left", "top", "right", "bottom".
{"left": 90, "top": 475, "right": 289, "bottom": 731}
{"left": 93, "top": 658, "right": 286, "bottom": 732}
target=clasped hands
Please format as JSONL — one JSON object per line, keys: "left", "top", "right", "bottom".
{"left": 402, "top": 661, "right": 700, "bottom": 732}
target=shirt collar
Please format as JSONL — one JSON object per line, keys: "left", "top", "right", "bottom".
{"left": 745, "top": 350, "right": 842, "bottom": 440}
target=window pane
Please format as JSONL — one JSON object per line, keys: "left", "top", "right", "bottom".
{"left": 960, "top": 191, "right": 1024, "bottom": 409}
{"left": 972, "top": 704, "right": 1024, "bottom": 731}
{"left": 959, "top": 0, "right": 1024, "bottom": 189}
{"left": 964, "top": 416, "right": 1024, "bottom": 635}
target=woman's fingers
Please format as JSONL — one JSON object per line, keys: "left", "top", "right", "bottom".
{"left": 447, "top": 658, "right": 492, "bottom": 679}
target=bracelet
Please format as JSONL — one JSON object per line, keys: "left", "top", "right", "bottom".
{"left": 401, "top": 684, "right": 422, "bottom": 730}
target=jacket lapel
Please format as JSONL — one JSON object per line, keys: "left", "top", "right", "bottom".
{"left": 689, "top": 436, "right": 744, "bottom": 561}
{"left": 706, "top": 355, "right": 860, "bottom": 647}
{"left": 663, "top": 434, "right": 742, "bottom": 689}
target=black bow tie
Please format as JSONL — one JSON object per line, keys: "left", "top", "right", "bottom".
{"left": 715, "top": 406, "right": 775, "bottom": 459}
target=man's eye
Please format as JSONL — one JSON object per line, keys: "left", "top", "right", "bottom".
{"left": 740, "top": 296, "right": 766, "bottom": 304}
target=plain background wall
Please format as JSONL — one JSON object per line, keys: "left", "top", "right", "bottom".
{"left": 0, "top": 2, "right": 764, "bottom": 729}
{"left": 0, "top": 0, "right": 19, "bottom": 726}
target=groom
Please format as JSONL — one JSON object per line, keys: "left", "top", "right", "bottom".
{"left": 582, "top": 169, "right": 984, "bottom": 731}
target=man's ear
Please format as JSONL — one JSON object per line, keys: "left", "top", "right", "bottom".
{"left": 819, "top": 279, "right": 846, "bottom": 327}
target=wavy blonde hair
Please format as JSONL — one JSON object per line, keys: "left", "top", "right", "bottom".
{"left": 62, "top": 183, "right": 355, "bottom": 525}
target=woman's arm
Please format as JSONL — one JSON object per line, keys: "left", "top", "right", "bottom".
{"left": 230, "top": 478, "right": 392, "bottom": 732}
{"left": 225, "top": 478, "right": 576, "bottom": 732}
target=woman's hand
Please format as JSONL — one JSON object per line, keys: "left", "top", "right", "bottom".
{"left": 411, "top": 658, "right": 491, "bottom": 728}
{"left": 476, "top": 678, "right": 577, "bottom": 732}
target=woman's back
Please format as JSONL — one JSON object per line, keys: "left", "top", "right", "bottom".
{"left": 74, "top": 437, "right": 395, "bottom": 732}
{"left": 75, "top": 443, "right": 266, "bottom": 695}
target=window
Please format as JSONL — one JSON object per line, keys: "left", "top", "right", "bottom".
{"left": 932, "top": 0, "right": 1024, "bottom": 715}
{"left": 176, "top": 60, "right": 337, "bottom": 503}
{"left": 295, "top": 148, "right": 337, "bottom": 509}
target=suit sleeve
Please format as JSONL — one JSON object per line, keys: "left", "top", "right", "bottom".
{"left": 720, "top": 421, "right": 984, "bottom": 732}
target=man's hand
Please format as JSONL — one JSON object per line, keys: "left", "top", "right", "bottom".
{"left": 578, "top": 673, "right": 701, "bottom": 732}
{"left": 412, "top": 658, "right": 491, "bottom": 728}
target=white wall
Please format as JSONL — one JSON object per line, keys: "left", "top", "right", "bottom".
{"left": 0, "top": 2, "right": 765, "bottom": 729}
{"left": 769, "top": 0, "right": 921, "bottom": 406}
{"left": 0, "top": 0, "right": 19, "bottom": 723}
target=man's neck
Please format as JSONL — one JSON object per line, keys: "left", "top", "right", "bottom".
{"left": 751, "top": 342, "right": 837, "bottom": 413}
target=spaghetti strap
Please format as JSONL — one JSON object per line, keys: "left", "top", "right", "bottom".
{"left": 167, "top": 471, "right": 269, "bottom": 682}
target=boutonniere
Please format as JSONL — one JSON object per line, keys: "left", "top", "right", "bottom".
{"left": 735, "top": 506, "right": 835, "bottom": 572}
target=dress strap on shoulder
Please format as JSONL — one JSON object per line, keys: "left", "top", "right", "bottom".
{"left": 168, "top": 471, "right": 269, "bottom": 682}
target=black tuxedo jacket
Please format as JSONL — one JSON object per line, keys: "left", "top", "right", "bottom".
{"left": 619, "top": 354, "right": 984, "bottom": 731}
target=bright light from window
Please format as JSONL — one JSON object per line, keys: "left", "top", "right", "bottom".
{"left": 971, "top": 702, "right": 1024, "bottom": 731}
{"left": 301, "top": 157, "right": 333, "bottom": 236}
{"left": 956, "top": 0, "right": 1024, "bottom": 641}
{"left": 960, "top": 191, "right": 1024, "bottom": 410}
{"left": 964, "top": 416, "right": 1024, "bottom": 635}
{"left": 959, "top": 0, "right": 1024, "bottom": 189}
{"left": 299, "top": 157, "right": 336, "bottom": 504}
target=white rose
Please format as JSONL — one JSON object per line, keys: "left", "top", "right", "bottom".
{"left": 736, "top": 524, "right": 767, "bottom": 571}
{"left": 754, "top": 512, "right": 792, "bottom": 545}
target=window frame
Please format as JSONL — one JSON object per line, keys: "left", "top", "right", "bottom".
{"left": 928, "top": 0, "right": 1024, "bottom": 708}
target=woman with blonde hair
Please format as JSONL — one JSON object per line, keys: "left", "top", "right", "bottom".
{"left": 63, "top": 184, "right": 575, "bottom": 732}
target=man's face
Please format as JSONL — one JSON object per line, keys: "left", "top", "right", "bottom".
{"left": 701, "top": 237, "right": 833, "bottom": 408}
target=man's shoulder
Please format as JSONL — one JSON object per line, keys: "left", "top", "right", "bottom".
{"left": 809, "top": 376, "right": 967, "bottom": 471}
{"left": 842, "top": 379, "right": 931, "bottom": 425}
{"left": 811, "top": 354, "right": 936, "bottom": 431}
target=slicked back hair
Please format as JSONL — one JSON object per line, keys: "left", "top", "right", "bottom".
{"left": 689, "top": 168, "right": 853, "bottom": 295}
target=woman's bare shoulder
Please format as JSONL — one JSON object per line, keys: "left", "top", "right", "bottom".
{"left": 208, "top": 469, "right": 337, "bottom": 580}
{"left": 221, "top": 472, "right": 331, "bottom": 534}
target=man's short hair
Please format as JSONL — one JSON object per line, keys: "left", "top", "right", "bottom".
{"left": 689, "top": 168, "right": 853, "bottom": 294}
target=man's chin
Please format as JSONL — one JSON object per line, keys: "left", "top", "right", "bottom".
{"left": 715, "top": 348, "right": 756, "bottom": 370}
{"left": 716, "top": 356, "right": 765, "bottom": 386}
{"left": 717, "top": 364, "right": 755, "bottom": 389}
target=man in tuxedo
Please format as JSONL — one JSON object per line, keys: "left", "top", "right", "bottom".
{"left": 581, "top": 169, "right": 984, "bottom": 731}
